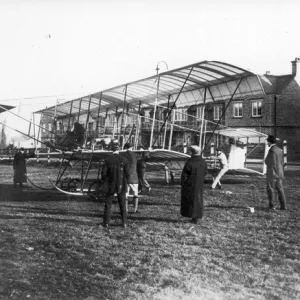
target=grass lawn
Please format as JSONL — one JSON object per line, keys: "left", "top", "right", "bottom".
{"left": 0, "top": 164, "right": 300, "bottom": 300}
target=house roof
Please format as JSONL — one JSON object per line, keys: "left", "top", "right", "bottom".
{"left": 258, "top": 74, "right": 295, "bottom": 94}
{"left": 34, "top": 60, "right": 264, "bottom": 118}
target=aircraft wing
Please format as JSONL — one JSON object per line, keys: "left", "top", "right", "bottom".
{"left": 59, "top": 148, "right": 190, "bottom": 164}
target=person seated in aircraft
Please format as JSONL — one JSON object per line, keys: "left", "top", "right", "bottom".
{"left": 58, "top": 122, "right": 86, "bottom": 149}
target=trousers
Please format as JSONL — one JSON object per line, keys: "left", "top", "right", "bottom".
{"left": 103, "top": 192, "right": 127, "bottom": 226}
{"left": 266, "top": 178, "right": 287, "bottom": 209}
{"left": 212, "top": 166, "right": 229, "bottom": 189}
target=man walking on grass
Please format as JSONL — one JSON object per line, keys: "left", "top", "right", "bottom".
{"left": 264, "top": 135, "right": 287, "bottom": 211}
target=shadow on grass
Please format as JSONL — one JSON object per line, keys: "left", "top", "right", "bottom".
{"left": 0, "top": 214, "right": 100, "bottom": 226}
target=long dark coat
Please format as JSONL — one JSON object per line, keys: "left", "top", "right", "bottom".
{"left": 13, "top": 152, "right": 27, "bottom": 183}
{"left": 180, "top": 155, "right": 207, "bottom": 219}
{"left": 122, "top": 150, "right": 138, "bottom": 184}
{"left": 101, "top": 153, "right": 129, "bottom": 195}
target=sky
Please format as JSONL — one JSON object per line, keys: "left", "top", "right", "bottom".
{"left": 0, "top": 0, "right": 299, "bottom": 145}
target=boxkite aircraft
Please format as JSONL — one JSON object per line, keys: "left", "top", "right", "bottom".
{"left": 0, "top": 60, "right": 268, "bottom": 199}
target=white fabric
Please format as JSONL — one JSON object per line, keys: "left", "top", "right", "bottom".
{"left": 228, "top": 144, "right": 246, "bottom": 169}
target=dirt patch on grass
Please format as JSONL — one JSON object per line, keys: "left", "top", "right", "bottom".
{"left": 0, "top": 165, "right": 300, "bottom": 300}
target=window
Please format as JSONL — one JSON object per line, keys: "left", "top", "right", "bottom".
{"left": 233, "top": 102, "right": 243, "bottom": 117}
{"left": 106, "top": 115, "right": 115, "bottom": 126}
{"left": 174, "top": 109, "right": 187, "bottom": 121}
{"left": 196, "top": 107, "right": 204, "bottom": 119}
{"left": 213, "top": 106, "right": 222, "bottom": 120}
{"left": 144, "top": 110, "right": 150, "bottom": 123}
{"left": 251, "top": 100, "right": 262, "bottom": 117}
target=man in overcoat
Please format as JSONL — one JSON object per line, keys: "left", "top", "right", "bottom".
{"left": 123, "top": 142, "right": 139, "bottom": 213}
{"left": 13, "top": 147, "right": 27, "bottom": 188}
{"left": 264, "top": 135, "right": 287, "bottom": 210}
{"left": 180, "top": 145, "right": 207, "bottom": 224}
{"left": 101, "top": 142, "right": 129, "bottom": 228}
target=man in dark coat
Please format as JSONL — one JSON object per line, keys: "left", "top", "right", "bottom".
{"left": 264, "top": 135, "right": 287, "bottom": 210}
{"left": 123, "top": 142, "right": 139, "bottom": 213}
{"left": 13, "top": 147, "right": 27, "bottom": 188}
{"left": 181, "top": 145, "right": 207, "bottom": 224}
{"left": 101, "top": 142, "right": 129, "bottom": 228}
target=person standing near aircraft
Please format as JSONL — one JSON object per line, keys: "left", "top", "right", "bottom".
{"left": 101, "top": 142, "right": 129, "bottom": 228}
{"left": 137, "top": 148, "right": 151, "bottom": 193}
{"left": 123, "top": 142, "right": 139, "bottom": 213}
{"left": 211, "top": 148, "right": 229, "bottom": 190}
{"left": 13, "top": 147, "right": 27, "bottom": 188}
{"left": 180, "top": 145, "right": 207, "bottom": 224}
{"left": 265, "top": 135, "right": 287, "bottom": 210}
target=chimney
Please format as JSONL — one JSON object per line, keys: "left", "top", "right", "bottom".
{"left": 291, "top": 57, "right": 300, "bottom": 75}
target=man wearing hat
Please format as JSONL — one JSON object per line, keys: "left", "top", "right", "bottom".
{"left": 265, "top": 135, "right": 287, "bottom": 210}
{"left": 180, "top": 145, "right": 207, "bottom": 224}
{"left": 101, "top": 141, "right": 129, "bottom": 228}
{"left": 123, "top": 142, "right": 139, "bottom": 213}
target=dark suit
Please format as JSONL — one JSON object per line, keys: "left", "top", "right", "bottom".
{"left": 264, "top": 144, "right": 287, "bottom": 209}
{"left": 101, "top": 152, "right": 129, "bottom": 226}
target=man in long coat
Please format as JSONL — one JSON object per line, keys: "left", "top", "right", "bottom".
{"left": 101, "top": 142, "right": 129, "bottom": 228}
{"left": 123, "top": 142, "right": 139, "bottom": 213}
{"left": 13, "top": 147, "right": 27, "bottom": 188}
{"left": 181, "top": 145, "right": 207, "bottom": 224}
{"left": 264, "top": 135, "right": 287, "bottom": 210}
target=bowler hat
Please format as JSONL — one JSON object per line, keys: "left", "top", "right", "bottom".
{"left": 189, "top": 145, "right": 200, "bottom": 155}
{"left": 266, "top": 135, "right": 276, "bottom": 144}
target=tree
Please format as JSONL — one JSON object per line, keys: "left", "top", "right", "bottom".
{"left": 0, "top": 124, "right": 7, "bottom": 148}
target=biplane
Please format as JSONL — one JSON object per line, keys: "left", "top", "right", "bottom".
{"left": 0, "top": 60, "right": 269, "bottom": 198}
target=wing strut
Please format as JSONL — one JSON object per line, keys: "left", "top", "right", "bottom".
{"left": 151, "top": 66, "right": 194, "bottom": 149}
{"left": 200, "top": 77, "right": 244, "bottom": 156}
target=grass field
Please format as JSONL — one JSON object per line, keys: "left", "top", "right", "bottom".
{"left": 0, "top": 164, "right": 300, "bottom": 300}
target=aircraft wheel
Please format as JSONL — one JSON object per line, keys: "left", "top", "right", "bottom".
{"left": 88, "top": 180, "right": 104, "bottom": 201}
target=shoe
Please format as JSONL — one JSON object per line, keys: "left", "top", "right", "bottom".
{"left": 280, "top": 207, "right": 287, "bottom": 211}
{"left": 217, "top": 185, "right": 222, "bottom": 190}
{"left": 192, "top": 218, "right": 198, "bottom": 224}
{"left": 103, "top": 223, "right": 109, "bottom": 228}
{"left": 147, "top": 187, "right": 151, "bottom": 193}
{"left": 122, "top": 222, "right": 128, "bottom": 228}
{"left": 210, "top": 187, "right": 215, "bottom": 190}
{"left": 269, "top": 206, "right": 276, "bottom": 211}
